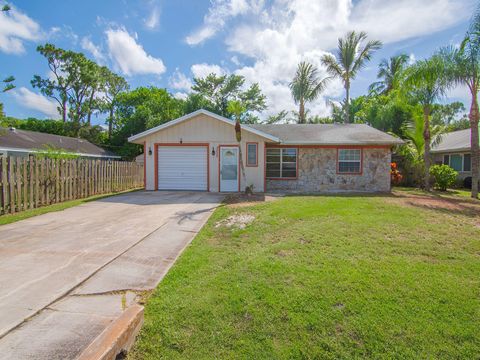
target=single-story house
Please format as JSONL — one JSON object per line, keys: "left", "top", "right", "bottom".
{"left": 0, "top": 127, "right": 119, "bottom": 159}
{"left": 128, "top": 109, "right": 403, "bottom": 193}
{"left": 432, "top": 128, "right": 479, "bottom": 187}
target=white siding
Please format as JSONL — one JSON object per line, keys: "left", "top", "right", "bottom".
{"left": 142, "top": 114, "right": 269, "bottom": 192}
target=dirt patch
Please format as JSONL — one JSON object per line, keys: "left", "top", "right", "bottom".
{"left": 389, "top": 190, "right": 480, "bottom": 222}
{"left": 223, "top": 193, "right": 281, "bottom": 208}
{"left": 215, "top": 214, "right": 255, "bottom": 229}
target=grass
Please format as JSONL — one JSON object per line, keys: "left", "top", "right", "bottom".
{"left": 130, "top": 190, "right": 480, "bottom": 359}
{"left": 0, "top": 189, "right": 140, "bottom": 226}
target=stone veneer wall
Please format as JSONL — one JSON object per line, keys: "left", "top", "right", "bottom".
{"left": 266, "top": 147, "right": 391, "bottom": 192}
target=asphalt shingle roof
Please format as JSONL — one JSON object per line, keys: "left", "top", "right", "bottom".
{"left": 431, "top": 128, "right": 478, "bottom": 153}
{"left": 0, "top": 127, "right": 117, "bottom": 157}
{"left": 250, "top": 123, "right": 403, "bottom": 145}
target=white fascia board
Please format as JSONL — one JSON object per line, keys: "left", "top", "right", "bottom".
{"left": 128, "top": 109, "right": 280, "bottom": 143}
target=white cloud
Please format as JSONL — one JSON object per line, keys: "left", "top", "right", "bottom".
{"left": 11, "top": 87, "right": 59, "bottom": 118}
{"left": 408, "top": 53, "right": 416, "bottom": 65}
{"left": 0, "top": 5, "right": 43, "bottom": 54}
{"left": 169, "top": 68, "right": 193, "bottom": 91}
{"left": 191, "top": 63, "right": 226, "bottom": 78}
{"left": 173, "top": 92, "right": 188, "bottom": 100}
{"left": 189, "top": 0, "right": 474, "bottom": 118}
{"left": 185, "top": 0, "right": 263, "bottom": 45}
{"left": 144, "top": 4, "right": 161, "bottom": 30}
{"left": 81, "top": 37, "right": 106, "bottom": 64}
{"left": 105, "top": 27, "right": 166, "bottom": 76}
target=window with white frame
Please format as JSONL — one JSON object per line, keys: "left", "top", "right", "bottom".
{"left": 443, "top": 153, "right": 471, "bottom": 172}
{"left": 338, "top": 149, "right": 362, "bottom": 174}
{"left": 266, "top": 148, "right": 297, "bottom": 178}
{"left": 246, "top": 143, "right": 258, "bottom": 166}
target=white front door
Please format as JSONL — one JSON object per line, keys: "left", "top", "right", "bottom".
{"left": 220, "top": 146, "right": 239, "bottom": 192}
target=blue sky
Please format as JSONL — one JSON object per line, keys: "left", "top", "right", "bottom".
{"left": 0, "top": 0, "right": 476, "bottom": 125}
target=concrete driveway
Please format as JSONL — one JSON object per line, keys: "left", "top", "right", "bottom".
{"left": 0, "top": 191, "right": 223, "bottom": 360}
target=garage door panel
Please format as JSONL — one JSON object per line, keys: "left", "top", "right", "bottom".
{"left": 157, "top": 146, "right": 208, "bottom": 190}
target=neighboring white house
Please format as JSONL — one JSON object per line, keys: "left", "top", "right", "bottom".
{"left": 128, "top": 109, "right": 402, "bottom": 193}
{"left": 432, "top": 128, "right": 479, "bottom": 187}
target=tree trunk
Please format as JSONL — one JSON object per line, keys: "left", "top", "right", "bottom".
{"left": 108, "top": 107, "right": 114, "bottom": 139}
{"left": 423, "top": 106, "right": 431, "bottom": 191}
{"left": 62, "top": 101, "right": 67, "bottom": 123}
{"left": 299, "top": 98, "right": 305, "bottom": 124}
{"left": 345, "top": 81, "right": 350, "bottom": 124}
{"left": 469, "top": 92, "right": 479, "bottom": 199}
{"left": 238, "top": 142, "right": 247, "bottom": 192}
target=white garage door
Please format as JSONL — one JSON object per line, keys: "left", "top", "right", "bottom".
{"left": 157, "top": 146, "right": 208, "bottom": 190}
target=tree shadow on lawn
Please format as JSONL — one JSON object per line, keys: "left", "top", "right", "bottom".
{"left": 389, "top": 190, "right": 480, "bottom": 220}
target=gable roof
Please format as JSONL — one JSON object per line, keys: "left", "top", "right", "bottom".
{"left": 250, "top": 123, "right": 403, "bottom": 145}
{"left": 431, "top": 128, "right": 478, "bottom": 153}
{"left": 128, "top": 109, "right": 280, "bottom": 143}
{"left": 0, "top": 127, "right": 119, "bottom": 158}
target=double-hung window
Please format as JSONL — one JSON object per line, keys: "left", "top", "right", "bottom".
{"left": 338, "top": 149, "right": 362, "bottom": 174}
{"left": 266, "top": 148, "right": 297, "bottom": 178}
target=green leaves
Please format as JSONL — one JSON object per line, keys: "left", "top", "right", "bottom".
{"left": 190, "top": 73, "right": 266, "bottom": 120}
{"left": 289, "top": 61, "right": 331, "bottom": 123}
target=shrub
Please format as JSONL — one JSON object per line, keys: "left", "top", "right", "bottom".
{"left": 429, "top": 165, "right": 458, "bottom": 191}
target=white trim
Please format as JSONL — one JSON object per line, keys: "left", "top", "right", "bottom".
{"left": 280, "top": 140, "right": 403, "bottom": 146}
{"left": 127, "top": 109, "right": 280, "bottom": 143}
{"left": 0, "top": 146, "right": 120, "bottom": 159}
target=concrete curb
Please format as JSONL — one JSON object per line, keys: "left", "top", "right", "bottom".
{"left": 76, "top": 304, "right": 144, "bottom": 360}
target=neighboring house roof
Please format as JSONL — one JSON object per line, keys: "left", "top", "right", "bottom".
{"left": 431, "top": 128, "right": 478, "bottom": 153}
{"left": 250, "top": 123, "right": 403, "bottom": 145}
{"left": 0, "top": 127, "right": 119, "bottom": 158}
{"left": 128, "top": 109, "right": 280, "bottom": 143}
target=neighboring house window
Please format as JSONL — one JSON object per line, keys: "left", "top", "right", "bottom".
{"left": 449, "top": 154, "right": 462, "bottom": 172}
{"left": 246, "top": 143, "right": 258, "bottom": 167}
{"left": 338, "top": 149, "right": 362, "bottom": 174}
{"left": 464, "top": 154, "right": 471, "bottom": 172}
{"left": 266, "top": 148, "right": 297, "bottom": 178}
{"left": 444, "top": 153, "right": 471, "bottom": 172}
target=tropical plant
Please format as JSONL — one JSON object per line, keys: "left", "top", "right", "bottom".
{"left": 289, "top": 62, "right": 330, "bottom": 123}
{"left": 404, "top": 56, "right": 450, "bottom": 190}
{"left": 227, "top": 100, "right": 247, "bottom": 190}
{"left": 438, "top": 8, "right": 480, "bottom": 199}
{"left": 369, "top": 54, "right": 409, "bottom": 94}
{"left": 429, "top": 164, "right": 458, "bottom": 191}
{"left": 321, "top": 31, "right": 382, "bottom": 123}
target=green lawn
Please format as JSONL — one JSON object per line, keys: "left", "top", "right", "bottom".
{"left": 130, "top": 191, "right": 480, "bottom": 359}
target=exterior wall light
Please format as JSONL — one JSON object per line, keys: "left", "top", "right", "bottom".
{"left": 211, "top": 147, "right": 216, "bottom": 157}
{"left": 148, "top": 147, "right": 152, "bottom": 156}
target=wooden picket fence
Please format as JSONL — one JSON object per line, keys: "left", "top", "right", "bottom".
{"left": 0, "top": 156, "right": 144, "bottom": 215}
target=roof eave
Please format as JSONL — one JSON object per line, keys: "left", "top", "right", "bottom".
{"left": 127, "top": 109, "right": 280, "bottom": 143}
{"left": 278, "top": 140, "right": 404, "bottom": 146}
{"left": 0, "top": 146, "right": 120, "bottom": 158}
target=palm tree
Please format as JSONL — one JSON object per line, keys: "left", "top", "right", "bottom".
{"left": 227, "top": 100, "right": 247, "bottom": 190}
{"left": 321, "top": 31, "right": 382, "bottom": 123}
{"left": 289, "top": 62, "right": 330, "bottom": 123}
{"left": 369, "top": 54, "right": 409, "bottom": 94}
{"left": 404, "top": 56, "right": 450, "bottom": 191}
{"left": 438, "top": 15, "right": 480, "bottom": 199}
